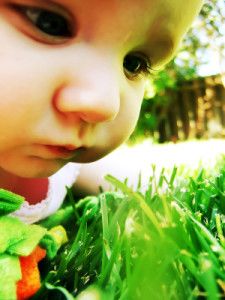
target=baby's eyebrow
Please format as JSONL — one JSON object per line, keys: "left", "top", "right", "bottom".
{"left": 143, "top": 35, "right": 176, "bottom": 67}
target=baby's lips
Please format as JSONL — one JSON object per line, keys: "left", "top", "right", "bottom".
{"left": 63, "top": 144, "right": 79, "bottom": 151}
{"left": 37, "top": 144, "right": 80, "bottom": 160}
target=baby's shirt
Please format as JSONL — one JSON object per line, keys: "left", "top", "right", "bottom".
{"left": 12, "top": 163, "right": 80, "bottom": 224}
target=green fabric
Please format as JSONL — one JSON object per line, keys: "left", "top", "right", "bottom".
{"left": 0, "top": 216, "right": 47, "bottom": 256}
{"left": 0, "top": 278, "right": 18, "bottom": 300}
{"left": 39, "top": 234, "right": 58, "bottom": 259}
{"left": 0, "top": 254, "right": 21, "bottom": 300}
{"left": 0, "top": 189, "right": 24, "bottom": 216}
{"left": 0, "top": 254, "right": 21, "bottom": 279}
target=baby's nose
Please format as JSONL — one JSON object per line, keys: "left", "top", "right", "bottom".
{"left": 54, "top": 84, "right": 120, "bottom": 124}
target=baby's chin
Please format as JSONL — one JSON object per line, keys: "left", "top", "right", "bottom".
{"left": 0, "top": 156, "right": 66, "bottom": 178}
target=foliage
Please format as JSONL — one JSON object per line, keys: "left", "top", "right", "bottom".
{"left": 33, "top": 155, "right": 225, "bottom": 299}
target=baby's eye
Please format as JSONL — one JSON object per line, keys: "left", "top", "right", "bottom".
{"left": 25, "top": 7, "right": 71, "bottom": 37}
{"left": 123, "top": 53, "right": 152, "bottom": 80}
{"left": 11, "top": 4, "right": 73, "bottom": 40}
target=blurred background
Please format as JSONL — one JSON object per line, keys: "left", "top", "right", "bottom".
{"left": 130, "top": 0, "right": 225, "bottom": 144}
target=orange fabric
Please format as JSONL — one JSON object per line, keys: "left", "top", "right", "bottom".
{"left": 16, "top": 246, "right": 46, "bottom": 300}
{"left": 32, "top": 246, "right": 46, "bottom": 263}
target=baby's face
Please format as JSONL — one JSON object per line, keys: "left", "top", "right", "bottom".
{"left": 0, "top": 0, "right": 203, "bottom": 177}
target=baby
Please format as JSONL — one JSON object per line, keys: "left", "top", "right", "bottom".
{"left": 0, "top": 0, "right": 203, "bottom": 223}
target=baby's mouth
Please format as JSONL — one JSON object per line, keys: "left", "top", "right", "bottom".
{"left": 29, "top": 144, "right": 86, "bottom": 161}
{"left": 44, "top": 145, "right": 85, "bottom": 159}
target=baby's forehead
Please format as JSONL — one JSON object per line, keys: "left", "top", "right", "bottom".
{"left": 8, "top": 0, "right": 201, "bottom": 67}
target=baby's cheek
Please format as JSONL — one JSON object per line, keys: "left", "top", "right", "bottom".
{"left": 120, "top": 91, "right": 143, "bottom": 129}
{"left": 106, "top": 108, "right": 140, "bottom": 148}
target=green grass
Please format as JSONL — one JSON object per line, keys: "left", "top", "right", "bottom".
{"left": 34, "top": 155, "right": 225, "bottom": 300}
